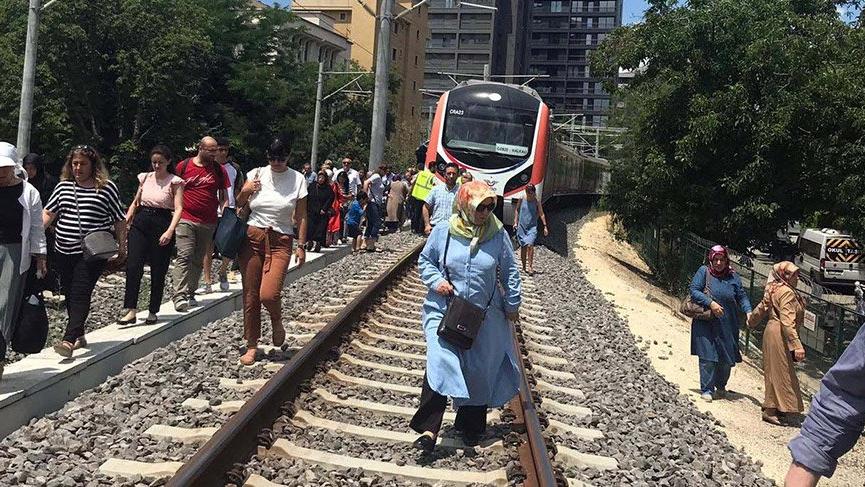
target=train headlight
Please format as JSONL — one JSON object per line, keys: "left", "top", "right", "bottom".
{"left": 488, "top": 93, "right": 502, "bottom": 102}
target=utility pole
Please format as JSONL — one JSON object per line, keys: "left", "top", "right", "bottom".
{"left": 17, "top": 0, "right": 42, "bottom": 159}
{"left": 368, "top": 0, "right": 394, "bottom": 173}
{"left": 310, "top": 62, "right": 325, "bottom": 172}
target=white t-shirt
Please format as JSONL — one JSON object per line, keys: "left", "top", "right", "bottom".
{"left": 246, "top": 166, "right": 308, "bottom": 236}
{"left": 223, "top": 162, "right": 238, "bottom": 208}
{"left": 367, "top": 173, "right": 384, "bottom": 204}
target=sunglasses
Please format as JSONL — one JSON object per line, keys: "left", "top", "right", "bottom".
{"left": 476, "top": 202, "right": 496, "bottom": 213}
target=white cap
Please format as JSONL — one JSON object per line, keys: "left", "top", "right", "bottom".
{"left": 0, "top": 142, "right": 17, "bottom": 168}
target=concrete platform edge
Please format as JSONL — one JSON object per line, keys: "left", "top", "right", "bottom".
{"left": 0, "top": 244, "right": 351, "bottom": 440}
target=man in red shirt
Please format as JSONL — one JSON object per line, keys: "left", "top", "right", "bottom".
{"left": 171, "top": 136, "right": 229, "bottom": 311}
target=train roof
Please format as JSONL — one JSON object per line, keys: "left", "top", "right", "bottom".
{"left": 453, "top": 80, "right": 543, "bottom": 102}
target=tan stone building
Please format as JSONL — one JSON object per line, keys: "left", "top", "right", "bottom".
{"left": 291, "top": 0, "right": 429, "bottom": 159}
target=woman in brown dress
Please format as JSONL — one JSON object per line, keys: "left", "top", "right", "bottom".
{"left": 747, "top": 261, "right": 806, "bottom": 425}
{"left": 385, "top": 174, "right": 409, "bottom": 232}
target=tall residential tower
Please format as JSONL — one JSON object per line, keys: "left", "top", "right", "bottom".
{"left": 525, "top": 0, "right": 623, "bottom": 126}
{"left": 422, "top": 0, "right": 527, "bottom": 122}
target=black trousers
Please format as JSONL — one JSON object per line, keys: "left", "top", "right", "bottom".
{"left": 409, "top": 196, "right": 424, "bottom": 234}
{"left": 124, "top": 207, "right": 174, "bottom": 313}
{"left": 410, "top": 373, "right": 488, "bottom": 436}
{"left": 0, "top": 333, "right": 6, "bottom": 361}
{"left": 56, "top": 252, "right": 107, "bottom": 342}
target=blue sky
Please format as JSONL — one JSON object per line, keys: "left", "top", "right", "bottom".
{"left": 623, "top": 0, "right": 650, "bottom": 24}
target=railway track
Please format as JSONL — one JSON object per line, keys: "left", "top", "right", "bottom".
{"left": 95, "top": 240, "right": 617, "bottom": 486}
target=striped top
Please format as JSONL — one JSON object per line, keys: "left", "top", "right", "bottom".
{"left": 44, "top": 180, "right": 125, "bottom": 255}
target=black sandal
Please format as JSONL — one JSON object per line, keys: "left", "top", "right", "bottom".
{"left": 412, "top": 434, "right": 436, "bottom": 453}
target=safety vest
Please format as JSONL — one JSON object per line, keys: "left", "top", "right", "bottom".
{"left": 411, "top": 169, "right": 436, "bottom": 201}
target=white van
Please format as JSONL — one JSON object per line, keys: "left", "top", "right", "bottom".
{"left": 797, "top": 228, "right": 865, "bottom": 286}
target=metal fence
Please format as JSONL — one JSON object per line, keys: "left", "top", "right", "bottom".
{"left": 630, "top": 225, "right": 863, "bottom": 374}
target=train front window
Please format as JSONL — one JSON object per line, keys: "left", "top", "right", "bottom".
{"left": 443, "top": 104, "right": 536, "bottom": 164}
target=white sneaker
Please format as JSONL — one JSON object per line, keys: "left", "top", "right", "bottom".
{"left": 174, "top": 299, "right": 189, "bottom": 312}
{"left": 701, "top": 392, "right": 713, "bottom": 402}
{"left": 198, "top": 284, "right": 213, "bottom": 294}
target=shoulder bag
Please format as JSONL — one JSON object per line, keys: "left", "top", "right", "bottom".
{"left": 437, "top": 233, "right": 495, "bottom": 349}
{"left": 11, "top": 268, "right": 48, "bottom": 354}
{"left": 214, "top": 169, "right": 260, "bottom": 259}
{"left": 680, "top": 269, "right": 714, "bottom": 320}
{"left": 74, "top": 183, "right": 118, "bottom": 262}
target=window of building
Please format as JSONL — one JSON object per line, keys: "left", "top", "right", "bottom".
{"left": 533, "top": 1, "right": 543, "bottom": 8}
{"left": 551, "top": 1, "right": 563, "bottom": 12}
{"left": 412, "top": 106, "right": 415, "bottom": 116}
{"left": 586, "top": 34, "right": 593, "bottom": 45}
{"left": 598, "top": 17, "right": 615, "bottom": 29}
{"left": 412, "top": 80, "right": 417, "bottom": 90}
{"left": 339, "top": 12, "right": 347, "bottom": 21}
{"left": 417, "top": 30, "right": 420, "bottom": 40}
{"left": 392, "top": 48, "right": 397, "bottom": 61}
{"left": 414, "top": 55, "right": 418, "bottom": 66}
{"left": 600, "top": 0, "right": 615, "bottom": 12}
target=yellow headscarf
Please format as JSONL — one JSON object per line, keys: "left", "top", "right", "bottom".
{"left": 448, "top": 181, "right": 503, "bottom": 252}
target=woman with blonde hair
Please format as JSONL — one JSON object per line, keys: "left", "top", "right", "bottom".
{"left": 43, "top": 145, "right": 126, "bottom": 357}
{"left": 748, "top": 261, "right": 806, "bottom": 425}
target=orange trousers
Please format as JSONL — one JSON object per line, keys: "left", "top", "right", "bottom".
{"left": 239, "top": 226, "right": 293, "bottom": 346}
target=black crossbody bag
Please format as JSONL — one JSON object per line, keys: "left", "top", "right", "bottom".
{"left": 437, "top": 233, "right": 495, "bottom": 350}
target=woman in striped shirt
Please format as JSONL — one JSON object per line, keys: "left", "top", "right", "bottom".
{"left": 43, "top": 146, "right": 126, "bottom": 357}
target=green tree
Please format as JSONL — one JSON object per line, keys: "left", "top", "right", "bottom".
{"left": 592, "top": 0, "right": 865, "bottom": 247}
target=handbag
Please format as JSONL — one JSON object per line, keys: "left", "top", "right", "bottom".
{"left": 214, "top": 169, "right": 259, "bottom": 259}
{"left": 680, "top": 269, "right": 714, "bottom": 320}
{"left": 74, "top": 184, "right": 118, "bottom": 262}
{"left": 11, "top": 268, "right": 49, "bottom": 354}
{"left": 437, "top": 233, "right": 495, "bottom": 349}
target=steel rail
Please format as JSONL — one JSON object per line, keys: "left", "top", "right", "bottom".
{"left": 510, "top": 320, "right": 559, "bottom": 487}
{"left": 167, "top": 241, "right": 426, "bottom": 487}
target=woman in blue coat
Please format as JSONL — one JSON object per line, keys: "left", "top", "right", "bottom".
{"left": 410, "top": 181, "right": 522, "bottom": 452}
{"left": 689, "top": 245, "right": 752, "bottom": 402}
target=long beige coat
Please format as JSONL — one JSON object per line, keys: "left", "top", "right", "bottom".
{"left": 749, "top": 286, "right": 804, "bottom": 413}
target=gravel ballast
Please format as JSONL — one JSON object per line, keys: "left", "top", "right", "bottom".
{"left": 0, "top": 232, "right": 421, "bottom": 487}
{"left": 533, "top": 207, "right": 773, "bottom": 486}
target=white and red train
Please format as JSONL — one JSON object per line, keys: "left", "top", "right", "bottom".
{"left": 425, "top": 80, "right": 608, "bottom": 223}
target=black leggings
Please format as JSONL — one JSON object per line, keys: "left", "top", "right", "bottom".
{"left": 124, "top": 207, "right": 174, "bottom": 313}
{"left": 56, "top": 252, "right": 107, "bottom": 342}
{"left": 410, "top": 373, "right": 488, "bottom": 436}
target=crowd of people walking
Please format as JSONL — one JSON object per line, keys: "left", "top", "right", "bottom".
{"left": 0, "top": 136, "right": 552, "bottom": 375}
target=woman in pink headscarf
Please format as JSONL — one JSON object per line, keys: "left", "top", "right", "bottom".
{"left": 689, "top": 245, "right": 753, "bottom": 402}
{"left": 748, "top": 261, "right": 806, "bottom": 425}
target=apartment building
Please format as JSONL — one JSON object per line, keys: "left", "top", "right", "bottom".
{"left": 422, "top": 0, "right": 527, "bottom": 118}
{"left": 525, "top": 0, "right": 623, "bottom": 126}
{"left": 291, "top": 0, "right": 429, "bottom": 146}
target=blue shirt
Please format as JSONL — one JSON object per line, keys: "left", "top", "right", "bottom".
{"left": 788, "top": 324, "right": 865, "bottom": 478}
{"left": 418, "top": 224, "right": 522, "bottom": 407}
{"left": 424, "top": 182, "right": 459, "bottom": 227}
{"left": 345, "top": 201, "right": 364, "bottom": 226}
{"left": 689, "top": 266, "right": 752, "bottom": 364}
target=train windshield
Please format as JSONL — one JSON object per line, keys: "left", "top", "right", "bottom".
{"left": 442, "top": 87, "right": 539, "bottom": 169}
